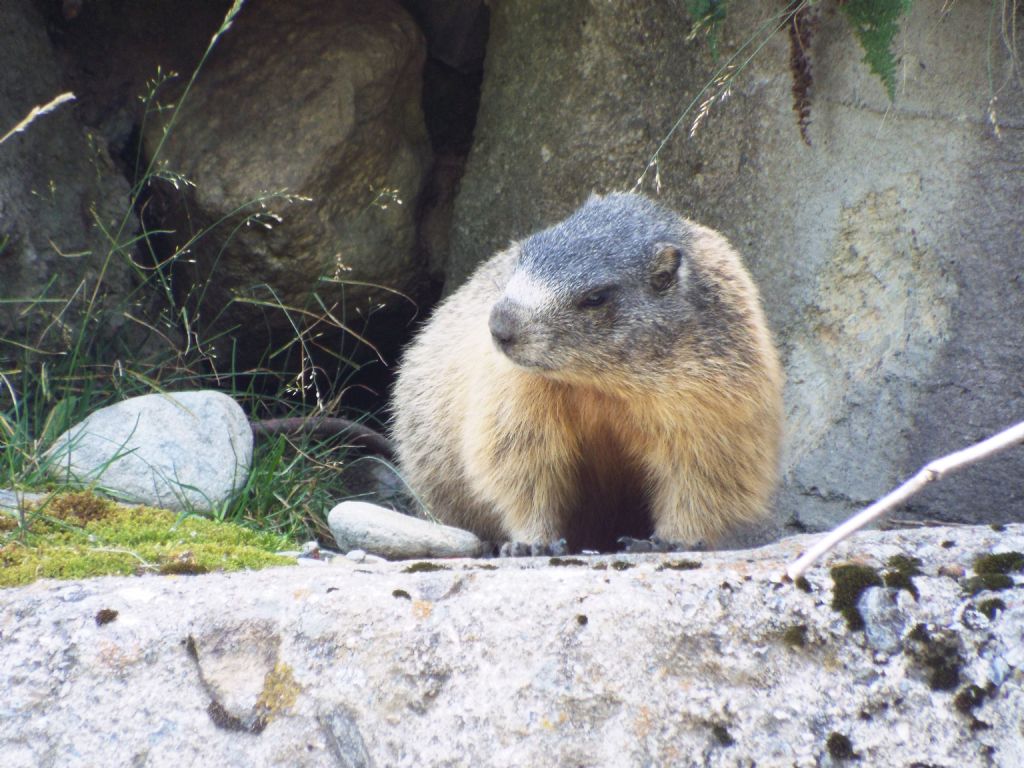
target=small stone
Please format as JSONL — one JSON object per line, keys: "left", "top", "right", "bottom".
{"left": 346, "top": 549, "right": 367, "bottom": 563}
{"left": 939, "top": 563, "right": 965, "bottom": 579}
{"left": 860, "top": 587, "right": 906, "bottom": 654}
{"left": 328, "top": 502, "right": 485, "bottom": 561}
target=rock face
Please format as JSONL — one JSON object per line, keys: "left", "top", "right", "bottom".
{"left": 0, "top": 0, "right": 136, "bottom": 361}
{"left": 1, "top": 525, "right": 1022, "bottom": 766}
{"left": 46, "top": 391, "right": 252, "bottom": 512}
{"left": 446, "top": 1, "right": 1024, "bottom": 537}
{"left": 142, "top": 0, "right": 431, "bottom": 365}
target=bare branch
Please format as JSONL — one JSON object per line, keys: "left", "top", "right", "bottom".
{"left": 786, "top": 419, "right": 1024, "bottom": 582}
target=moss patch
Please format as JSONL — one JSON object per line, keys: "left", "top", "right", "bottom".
{"left": 905, "top": 623, "right": 963, "bottom": 691}
{"left": 0, "top": 492, "right": 295, "bottom": 588}
{"left": 953, "top": 684, "right": 987, "bottom": 715}
{"left": 826, "top": 732, "right": 858, "bottom": 760}
{"left": 830, "top": 563, "right": 883, "bottom": 630}
{"left": 403, "top": 561, "right": 449, "bottom": 573}
{"left": 549, "top": 557, "right": 587, "bottom": 567}
{"left": 255, "top": 661, "right": 300, "bottom": 723}
{"left": 973, "top": 551, "right": 1024, "bottom": 575}
{"left": 883, "top": 554, "right": 923, "bottom": 599}
{"left": 963, "top": 551, "right": 1023, "bottom": 596}
{"left": 656, "top": 559, "right": 702, "bottom": 571}
{"left": 782, "top": 624, "right": 808, "bottom": 648}
{"left": 711, "top": 723, "right": 735, "bottom": 747}
{"left": 977, "top": 598, "right": 1006, "bottom": 620}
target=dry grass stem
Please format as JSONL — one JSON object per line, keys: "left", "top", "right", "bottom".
{"left": 0, "top": 93, "right": 77, "bottom": 146}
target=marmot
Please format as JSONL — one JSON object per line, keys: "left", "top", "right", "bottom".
{"left": 392, "top": 192, "right": 783, "bottom": 552}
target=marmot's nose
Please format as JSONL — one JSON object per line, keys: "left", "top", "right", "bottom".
{"left": 489, "top": 302, "right": 519, "bottom": 349}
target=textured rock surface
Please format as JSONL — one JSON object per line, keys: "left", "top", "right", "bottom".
{"left": 142, "top": 0, "right": 431, "bottom": 365}
{"left": 447, "top": 0, "right": 1024, "bottom": 538}
{"left": 0, "top": 0, "right": 136, "bottom": 357}
{"left": 328, "top": 500, "right": 485, "bottom": 560}
{"left": 45, "top": 391, "right": 252, "bottom": 512}
{"left": 1, "top": 525, "right": 1022, "bottom": 767}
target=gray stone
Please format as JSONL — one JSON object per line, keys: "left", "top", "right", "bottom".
{"left": 142, "top": 0, "right": 431, "bottom": 367}
{"left": 446, "top": 0, "right": 1024, "bottom": 538}
{"left": 860, "top": 586, "right": 910, "bottom": 655}
{"left": 0, "top": 0, "right": 137, "bottom": 360}
{"left": 45, "top": 390, "right": 252, "bottom": 512}
{"left": 328, "top": 500, "right": 485, "bottom": 560}
{"left": 0, "top": 525, "right": 1022, "bottom": 766}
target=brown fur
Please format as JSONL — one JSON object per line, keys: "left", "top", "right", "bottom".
{"left": 392, "top": 212, "right": 783, "bottom": 550}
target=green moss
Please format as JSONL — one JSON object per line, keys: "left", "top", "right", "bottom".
{"left": 610, "top": 561, "right": 634, "bottom": 571}
{"left": 830, "top": 564, "right": 883, "bottom": 630}
{"left": 953, "top": 684, "right": 987, "bottom": 714}
{"left": 977, "top": 598, "right": 1006, "bottom": 620}
{"left": 656, "top": 559, "right": 702, "bottom": 571}
{"left": 973, "top": 551, "right": 1024, "bottom": 575}
{"left": 883, "top": 554, "right": 923, "bottom": 599}
{"left": 905, "top": 623, "right": 963, "bottom": 691}
{"left": 962, "top": 552, "right": 1022, "bottom": 595}
{"left": 964, "top": 574, "right": 1014, "bottom": 596}
{"left": 157, "top": 552, "right": 210, "bottom": 575}
{"left": 711, "top": 723, "right": 735, "bottom": 747}
{"left": 548, "top": 557, "right": 587, "bottom": 567}
{"left": 94, "top": 608, "right": 118, "bottom": 626}
{"left": 794, "top": 576, "right": 812, "bottom": 593}
{"left": 826, "top": 732, "right": 857, "bottom": 760}
{"left": 0, "top": 492, "right": 295, "bottom": 588}
{"left": 402, "top": 561, "right": 449, "bottom": 573}
{"left": 782, "top": 624, "right": 808, "bottom": 648}
{"left": 392, "top": 589, "right": 412, "bottom": 600}
{"left": 255, "top": 662, "right": 300, "bottom": 723}
{"left": 990, "top": 523, "right": 1006, "bottom": 532}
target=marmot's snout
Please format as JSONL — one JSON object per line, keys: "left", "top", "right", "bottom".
{"left": 488, "top": 299, "right": 520, "bottom": 352}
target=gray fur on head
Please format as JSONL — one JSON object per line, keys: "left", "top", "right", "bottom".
{"left": 488, "top": 191, "right": 703, "bottom": 384}
{"left": 519, "top": 192, "right": 691, "bottom": 291}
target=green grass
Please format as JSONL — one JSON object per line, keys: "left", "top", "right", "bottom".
{"left": 0, "top": 0, "right": 387, "bottom": 551}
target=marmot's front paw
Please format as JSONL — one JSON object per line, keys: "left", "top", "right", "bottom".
{"left": 498, "top": 538, "right": 569, "bottom": 557}
{"left": 616, "top": 536, "right": 704, "bottom": 554}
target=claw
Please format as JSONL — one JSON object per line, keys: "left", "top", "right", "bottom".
{"left": 498, "top": 538, "right": 569, "bottom": 557}
{"left": 617, "top": 536, "right": 703, "bottom": 554}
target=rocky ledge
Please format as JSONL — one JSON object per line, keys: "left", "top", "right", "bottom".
{"left": 1, "top": 524, "right": 1022, "bottom": 767}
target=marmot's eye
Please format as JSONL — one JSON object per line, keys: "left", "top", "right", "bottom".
{"left": 577, "top": 287, "right": 614, "bottom": 309}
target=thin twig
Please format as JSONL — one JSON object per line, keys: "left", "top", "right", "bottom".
{"left": 786, "top": 420, "right": 1024, "bottom": 581}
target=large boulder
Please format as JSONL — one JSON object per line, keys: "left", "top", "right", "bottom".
{"left": 142, "top": 0, "right": 432, "bottom": 367}
{"left": 0, "top": 0, "right": 137, "bottom": 366}
{"left": 0, "top": 525, "right": 1021, "bottom": 766}
{"left": 446, "top": 1, "right": 1024, "bottom": 537}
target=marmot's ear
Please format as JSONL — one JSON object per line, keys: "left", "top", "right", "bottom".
{"left": 650, "top": 244, "right": 683, "bottom": 292}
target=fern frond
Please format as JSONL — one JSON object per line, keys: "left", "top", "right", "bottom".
{"left": 838, "top": 0, "right": 913, "bottom": 100}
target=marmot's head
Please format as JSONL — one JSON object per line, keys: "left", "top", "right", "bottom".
{"left": 488, "top": 192, "right": 708, "bottom": 387}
